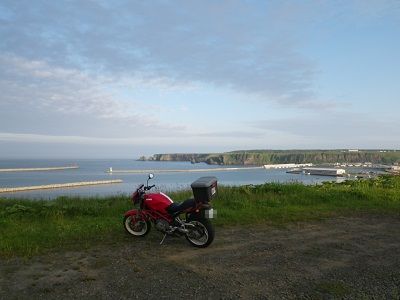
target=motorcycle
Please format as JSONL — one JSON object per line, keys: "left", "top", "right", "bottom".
{"left": 123, "top": 174, "right": 217, "bottom": 248}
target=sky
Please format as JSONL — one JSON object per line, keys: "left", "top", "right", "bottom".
{"left": 0, "top": 0, "right": 399, "bottom": 158}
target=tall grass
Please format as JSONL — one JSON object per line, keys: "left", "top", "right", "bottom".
{"left": 0, "top": 196, "right": 131, "bottom": 257}
{"left": 1, "top": 176, "right": 399, "bottom": 257}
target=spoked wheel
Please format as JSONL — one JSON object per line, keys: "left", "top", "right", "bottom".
{"left": 185, "top": 218, "right": 214, "bottom": 248}
{"left": 123, "top": 214, "right": 151, "bottom": 237}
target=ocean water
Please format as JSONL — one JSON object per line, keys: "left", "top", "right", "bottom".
{"left": 0, "top": 159, "right": 346, "bottom": 199}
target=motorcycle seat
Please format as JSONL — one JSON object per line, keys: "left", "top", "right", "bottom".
{"left": 167, "top": 198, "right": 196, "bottom": 215}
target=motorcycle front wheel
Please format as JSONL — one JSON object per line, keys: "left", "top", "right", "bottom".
{"left": 185, "top": 218, "right": 214, "bottom": 248}
{"left": 123, "top": 214, "right": 151, "bottom": 237}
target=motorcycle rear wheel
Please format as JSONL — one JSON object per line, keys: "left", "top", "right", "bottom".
{"left": 185, "top": 218, "right": 214, "bottom": 248}
{"left": 123, "top": 215, "right": 151, "bottom": 237}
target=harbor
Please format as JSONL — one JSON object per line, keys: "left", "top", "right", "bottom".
{"left": 285, "top": 164, "right": 396, "bottom": 178}
{"left": 286, "top": 167, "right": 347, "bottom": 176}
{"left": 0, "top": 159, "right": 398, "bottom": 198}
{"left": 0, "top": 179, "right": 123, "bottom": 193}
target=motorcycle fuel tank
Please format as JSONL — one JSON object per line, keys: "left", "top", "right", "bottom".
{"left": 144, "top": 192, "right": 174, "bottom": 213}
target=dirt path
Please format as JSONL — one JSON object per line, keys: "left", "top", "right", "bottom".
{"left": 1, "top": 215, "right": 400, "bottom": 299}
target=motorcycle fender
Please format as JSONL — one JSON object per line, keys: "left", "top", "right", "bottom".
{"left": 124, "top": 209, "right": 151, "bottom": 222}
{"left": 124, "top": 209, "right": 139, "bottom": 217}
{"left": 186, "top": 211, "right": 200, "bottom": 221}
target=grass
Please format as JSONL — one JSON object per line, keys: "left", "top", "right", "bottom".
{"left": 1, "top": 175, "right": 400, "bottom": 257}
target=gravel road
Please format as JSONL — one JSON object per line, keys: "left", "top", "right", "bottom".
{"left": 1, "top": 214, "right": 400, "bottom": 299}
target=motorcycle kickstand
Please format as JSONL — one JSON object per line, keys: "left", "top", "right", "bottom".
{"left": 160, "top": 233, "right": 167, "bottom": 245}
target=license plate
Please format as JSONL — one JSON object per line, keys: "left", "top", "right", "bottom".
{"left": 204, "top": 208, "right": 216, "bottom": 219}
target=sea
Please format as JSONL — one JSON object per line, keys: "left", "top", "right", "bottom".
{"left": 0, "top": 159, "right": 349, "bottom": 199}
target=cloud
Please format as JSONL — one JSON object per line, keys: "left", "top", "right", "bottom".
{"left": 0, "top": 129, "right": 312, "bottom": 152}
{"left": 0, "top": 54, "right": 185, "bottom": 134}
{"left": 250, "top": 113, "right": 400, "bottom": 148}
{"left": 194, "top": 131, "right": 265, "bottom": 139}
{"left": 0, "top": 130, "right": 261, "bottom": 147}
{"left": 0, "top": 0, "right": 327, "bottom": 108}
{"left": 2, "top": 1, "right": 397, "bottom": 110}
{"left": 0, "top": 0, "right": 398, "bottom": 158}
{"left": 0, "top": 132, "right": 164, "bottom": 145}
{"left": 0, "top": 54, "right": 133, "bottom": 119}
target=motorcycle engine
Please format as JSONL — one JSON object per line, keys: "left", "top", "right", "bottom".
{"left": 155, "top": 219, "right": 170, "bottom": 233}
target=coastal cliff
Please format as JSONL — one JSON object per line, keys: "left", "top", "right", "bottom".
{"left": 140, "top": 150, "right": 400, "bottom": 165}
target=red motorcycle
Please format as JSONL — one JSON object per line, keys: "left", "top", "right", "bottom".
{"left": 123, "top": 174, "right": 217, "bottom": 248}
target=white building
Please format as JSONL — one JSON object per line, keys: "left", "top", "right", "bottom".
{"left": 303, "top": 167, "right": 346, "bottom": 176}
{"left": 264, "top": 163, "right": 313, "bottom": 169}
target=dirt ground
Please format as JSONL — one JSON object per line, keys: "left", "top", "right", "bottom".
{"left": 1, "top": 215, "right": 400, "bottom": 299}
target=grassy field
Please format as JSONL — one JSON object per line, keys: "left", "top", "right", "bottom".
{"left": 1, "top": 175, "right": 400, "bottom": 258}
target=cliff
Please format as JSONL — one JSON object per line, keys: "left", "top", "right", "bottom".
{"left": 142, "top": 150, "right": 400, "bottom": 165}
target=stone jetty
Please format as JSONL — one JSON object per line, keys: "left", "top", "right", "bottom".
{"left": 0, "top": 179, "right": 123, "bottom": 193}
{"left": 0, "top": 166, "right": 79, "bottom": 172}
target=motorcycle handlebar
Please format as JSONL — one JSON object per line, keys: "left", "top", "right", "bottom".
{"left": 135, "top": 183, "right": 155, "bottom": 192}
{"left": 145, "top": 184, "right": 155, "bottom": 191}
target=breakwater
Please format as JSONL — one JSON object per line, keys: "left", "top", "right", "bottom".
{"left": 0, "top": 166, "right": 79, "bottom": 172}
{"left": 0, "top": 179, "right": 123, "bottom": 193}
{"left": 106, "top": 166, "right": 264, "bottom": 174}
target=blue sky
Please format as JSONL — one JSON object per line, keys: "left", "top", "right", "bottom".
{"left": 0, "top": 0, "right": 399, "bottom": 158}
